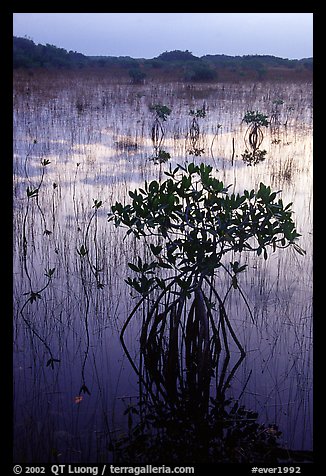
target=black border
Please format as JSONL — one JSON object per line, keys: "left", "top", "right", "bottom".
{"left": 5, "top": 6, "right": 320, "bottom": 475}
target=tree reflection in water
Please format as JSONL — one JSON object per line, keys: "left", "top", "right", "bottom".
{"left": 113, "top": 293, "right": 282, "bottom": 464}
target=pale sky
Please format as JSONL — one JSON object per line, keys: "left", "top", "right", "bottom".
{"left": 13, "top": 13, "right": 313, "bottom": 59}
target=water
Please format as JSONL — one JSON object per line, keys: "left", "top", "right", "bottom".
{"left": 13, "top": 71, "right": 313, "bottom": 463}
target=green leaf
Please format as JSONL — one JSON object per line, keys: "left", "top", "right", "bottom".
{"left": 158, "top": 262, "right": 172, "bottom": 269}
{"left": 27, "top": 187, "right": 39, "bottom": 198}
{"left": 80, "top": 384, "right": 91, "bottom": 395}
{"left": 269, "top": 192, "right": 277, "bottom": 202}
{"left": 137, "top": 256, "right": 143, "bottom": 270}
{"left": 46, "top": 358, "right": 60, "bottom": 369}
{"left": 27, "top": 292, "right": 42, "bottom": 303}
{"left": 45, "top": 268, "right": 55, "bottom": 278}
{"left": 149, "top": 181, "right": 159, "bottom": 194}
{"left": 155, "top": 277, "right": 166, "bottom": 289}
{"left": 107, "top": 161, "right": 302, "bottom": 286}
{"left": 150, "top": 244, "right": 163, "bottom": 256}
{"left": 92, "top": 199, "right": 103, "bottom": 209}
{"left": 128, "top": 263, "right": 140, "bottom": 272}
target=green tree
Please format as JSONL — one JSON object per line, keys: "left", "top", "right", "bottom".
{"left": 109, "top": 162, "right": 304, "bottom": 354}
{"left": 129, "top": 69, "right": 146, "bottom": 84}
{"left": 184, "top": 62, "right": 217, "bottom": 82}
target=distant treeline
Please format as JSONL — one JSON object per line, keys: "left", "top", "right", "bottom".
{"left": 13, "top": 36, "right": 313, "bottom": 82}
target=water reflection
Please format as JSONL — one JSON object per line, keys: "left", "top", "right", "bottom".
{"left": 186, "top": 104, "right": 207, "bottom": 157}
{"left": 114, "top": 294, "right": 284, "bottom": 464}
{"left": 241, "top": 149, "right": 267, "bottom": 166}
{"left": 149, "top": 104, "right": 171, "bottom": 168}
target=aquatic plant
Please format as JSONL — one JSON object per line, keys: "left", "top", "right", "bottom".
{"left": 242, "top": 110, "right": 269, "bottom": 165}
{"left": 75, "top": 198, "right": 105, "bottom": 397}
{"left": 20, "top": 147, "right": 59, "bottom": 366}
{"left": 187, "top": 104, "right": 207, "bottom": 156}
{"left": 149, "top": 104, "right": 172, "bottom": 168}
{"left": 109, "top": 161, "right": 305, "bottom": 356}
{"left": 242, "top": 110, "right": 269, "bottom": 150}
{"left": 149, "top": 104, "right": 172, "bottom": 123}
{"left": 241, "top": 148, "right": 267, "bottom": 166}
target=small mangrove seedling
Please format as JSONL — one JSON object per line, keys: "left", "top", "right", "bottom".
{"left": 242, "top": 110, "right": 269, "bottom": 165}
{"left": 149, "top": 104, "right": 172, "bottom": 123}
{"left": 210, "top": 123, "right": 222, "bottom": 158}
{"left": 24, "top": 155, "right": 53, "bottom": 237}
{"left": 20, "top": 150, "right": 58, "bottom": 366}
{"left": 77, "top": 198, "right": 105, "bottom": 289}
{"left": 149, "top": 104, "right": 171, "bottom": 149}
{"left": 149, "top": 104, "right": 172, "bottom": 172}
{"left": 75, "top": 198, "right": 106, "bottom": 398}
{"left": 187, "top": 104, "right": 207, "bottom": 156}
{"left": 109, "top": 161, "right": 305, "bottom": 360}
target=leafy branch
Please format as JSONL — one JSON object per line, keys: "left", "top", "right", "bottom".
{"left": 109, "top": 161, "right": 304, "bottom": 354}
